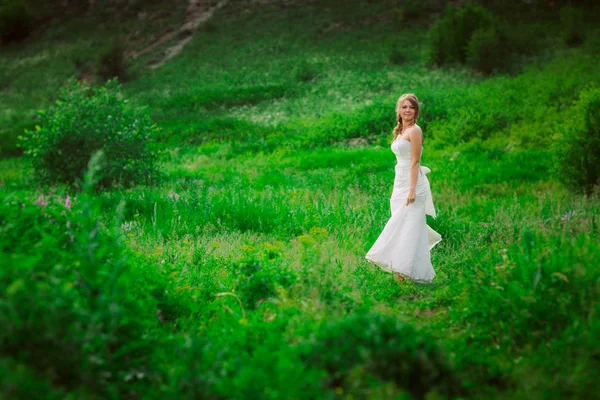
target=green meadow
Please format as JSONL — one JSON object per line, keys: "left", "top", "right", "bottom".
{"left": 1, "top": 0, "right": 599, "bottom": 398}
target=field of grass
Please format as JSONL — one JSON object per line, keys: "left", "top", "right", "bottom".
{"left": 1, "top": 0, "right": 599, "bottom": 399}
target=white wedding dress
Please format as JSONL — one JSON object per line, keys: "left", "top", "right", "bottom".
{"left": 365, "top": 138, "right": 442, "bottom": 283}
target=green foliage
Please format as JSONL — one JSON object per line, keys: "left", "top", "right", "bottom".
{"left": 428, "top": 3, "right": 494, "bottom": 66}
{"left": 0, "top": 154, "right": 162, "bottom": 398}
{"left": 0, "top": 0, "right": 35, "bottom": 44}
{"left": 23, "top": 79, "right": 160, "bottom": 188}
{"left": 304, "top": 313, "right": 460, "bottom": 398}
{"left": 234, "top": 259, "right": 296, "bottom": 310}
{"left": 453, "top": 229, "right": 600, "bottom": 397}
{"left": 466, "top": 26, "right": 513, "bottom": 74}
{"left": 460, "top": 230, "right": 600, "bottom": 347}
{"left": 166, "top": 315, "right": 325, "bottom": 400}
{"left": 553, "top": 86, "right": 600, "bottom": 195}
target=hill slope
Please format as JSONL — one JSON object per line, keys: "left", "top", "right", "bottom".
{"left": 1, "top": 0, "right": 599, "bottom": 398}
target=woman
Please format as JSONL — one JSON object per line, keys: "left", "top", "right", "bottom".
{"left": 365, "top": 93, "right": 442, "bottom": 283}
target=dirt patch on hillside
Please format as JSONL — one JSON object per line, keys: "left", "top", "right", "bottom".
{"left": 130, "top": 0, "right": 228, "bottom": 69}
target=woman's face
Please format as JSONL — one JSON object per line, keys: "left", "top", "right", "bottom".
{"left": 400, "top": 100, "right": 416, "bottom": 121}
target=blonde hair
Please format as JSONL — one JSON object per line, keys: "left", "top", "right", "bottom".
{"left": 392, "top": 93, "right": 420, "bottom": 142}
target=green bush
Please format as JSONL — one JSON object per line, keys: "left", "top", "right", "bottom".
{"left": 23, "top": 79, "right": 160, "bottom": 188}
{"left": 233, "top": 259, "right": 296, "bottom": 310}
{"left": 453, "top": 229, "right": 600, "bottom": 396}
{"left": 553, "top": 86, "right": 600, "bottom": 195}
{"left": 166, "top": 314, "right": 325, "bottom": 400}
{"left": 460, "top": 229, "right": 600, "bottom": 348}
{"left": 304, "top": 313, "right": 460, "bottom": 398}
{"left": 0, "top": 155, "right": 162, "bottom": 398}
{"left": 0, "top": 0, "right": 34, "bottom": 44}
{"left": 427, "top": 3, "right": 495, "bottom": 66}
{"left": 466, "top": 26, "right": 513, "bottom": 74}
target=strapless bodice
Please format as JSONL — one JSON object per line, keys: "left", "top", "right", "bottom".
{"left": 391, "top": 139, "right": 422, "bottom": 164}
{"left": 390, "top": 138, "right": 436, "bottom": 218}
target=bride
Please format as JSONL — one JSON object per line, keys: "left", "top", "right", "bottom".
{"left": 365, "top": 93, "right": 442, "bottom": 283}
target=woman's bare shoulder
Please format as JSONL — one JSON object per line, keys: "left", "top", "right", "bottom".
{"left": 406, "top": 125, "right": 423, "bottom": 140}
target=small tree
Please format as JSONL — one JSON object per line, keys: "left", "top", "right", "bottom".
{"left": 553, "top": 87, "right": 600, "bottom": 195}
{"left": 427, "top": 3, "right": 495, "bottom": 66}
{"left": 23, "top": 79, "right": 160, "bottom": 188}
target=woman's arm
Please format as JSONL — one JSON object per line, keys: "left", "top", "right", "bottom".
{"left": 406, "top": 126, "right": 423, "bottom": 205}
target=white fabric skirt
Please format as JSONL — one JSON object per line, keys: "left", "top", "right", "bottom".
{"left": 365, "top": 163, "right": 442, "bottom": 283}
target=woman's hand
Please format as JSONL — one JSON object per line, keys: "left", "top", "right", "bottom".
{"left": 406, "top": 188, "right": 416, "bottom": 206}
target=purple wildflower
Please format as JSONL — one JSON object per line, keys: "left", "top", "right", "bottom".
{"left": 35, "top": 195, "right": 48, "bottom": 208}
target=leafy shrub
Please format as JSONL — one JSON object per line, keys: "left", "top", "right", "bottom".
{"left": 427, "top": 3, "right": 495, "bottom": 66}
{"left": 466, "top": 26, "right": 513, "bottom": 74}
{"left": 234, "top": 259, "right": 296, "bottom": 310}
{"left": 167, "top": 314, "right": 325, "bottom": 400}
{"left": 0, "top": 154, "right": 162, "bottom": 397}
{"left": 97, "top": 40, "right": 128, "bottom": 82}
{"left": 304, "top": 313, "right": 460, "bottom": 399}
{"left": 454, "top": 229, "right": 600, "bottom": 396}
{"left": 0, "top": 0, "right": 34, "bottom": 44}
{"left": 553, "top": 86, "right": 600, "bottom": 195}
{"left": 23, "top": 79, "right": 160, "bottom": 188}
{"left": 459, "top": 229, "right": 600, "bottom": 346}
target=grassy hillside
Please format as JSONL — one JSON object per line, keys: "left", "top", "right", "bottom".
{"left": 1, "top": 0, "right": 599, "bottom": 399}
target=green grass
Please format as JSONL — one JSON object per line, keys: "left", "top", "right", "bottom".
{"left": 1, "top": 0, "right": 599, "bottom": 398}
